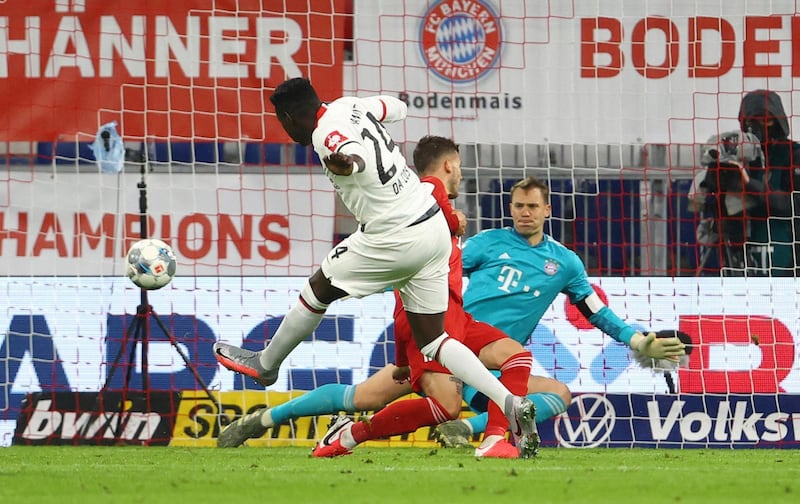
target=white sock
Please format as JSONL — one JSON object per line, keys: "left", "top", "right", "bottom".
{"left": 260, "top": 409, "right": 274, "bottom": 429}
{"left": 420, "top": 334, "right": 512, "bottom": 412}
{"left": 259, "top": 301, "right": 324, "bottom": 370}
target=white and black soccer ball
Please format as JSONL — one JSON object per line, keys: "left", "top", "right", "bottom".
{"left": 125, "top": 238, "right": 177, "bottom": 290}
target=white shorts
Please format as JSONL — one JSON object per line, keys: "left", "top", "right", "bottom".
{"left": 320, "top": 210, "right": 450, "bottom": 314}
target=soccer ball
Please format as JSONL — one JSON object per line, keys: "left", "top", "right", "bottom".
{"left": 125, "top": 238, "right": 177, "bottom": 290}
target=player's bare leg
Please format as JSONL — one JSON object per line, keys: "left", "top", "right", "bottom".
{"left": 527, "top": 375, "right": 572, "bottom": 406}
{"left": 437, "top": 375, "right": 569, "bottom": 452}
{"left": 351, "top": 364, "right": 413, "bottom": 410}
{"left": 218, "top": 365, "right": 411, "bottom": 448}
{"left": 259, "top": 270, "right": 347, "bottom": 371}
{"left": 213, "top": 269, "right": 347, "bottom": 385}
{"left": 477, "top": 339, "right": 532, "bottom": 436}
{"left": 407, "top": 311, "right": 538, "bottom": 458}
{"left": 421, "top": 364, "right": 515, "bottom": 459}
{"left": 416, "top": 371, "right": 463, "bottom": 417}
{"left": 407, "top": 311, "right": 514, "bottom": 409}
{"left": 313, "top": 371, "right": 461, "bottom": 458}
{"left": 471, "top": 339, "right": 534, "bottom": 457}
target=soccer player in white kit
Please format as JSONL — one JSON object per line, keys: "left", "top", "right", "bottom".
{"left": 213, "top": 78, "right": 538, "bottom": 456}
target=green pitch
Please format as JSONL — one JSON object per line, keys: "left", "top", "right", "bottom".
{"left": 1, "top": 446, "right": 797, "bottom": 504}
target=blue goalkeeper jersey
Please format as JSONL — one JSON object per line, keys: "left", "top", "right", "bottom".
{"left": 461, "top": 227, "right": 636, "bottom": 346}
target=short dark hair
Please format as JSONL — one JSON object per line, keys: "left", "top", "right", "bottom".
{"left": 269, "top": 78, "right": 320, "bottom": 116}
{"left": 510, "top": 177, "right": 550, "bottom": 202}
{"left": 413, "top": 135, "right": 459, "bottom": 175}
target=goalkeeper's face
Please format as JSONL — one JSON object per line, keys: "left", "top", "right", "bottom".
{"left": 509, "top": 187, "right": 551, "bottom": 241}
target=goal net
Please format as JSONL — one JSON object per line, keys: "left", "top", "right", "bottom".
{"left": 1, "top": 0, "right": 798, "bottom": 449}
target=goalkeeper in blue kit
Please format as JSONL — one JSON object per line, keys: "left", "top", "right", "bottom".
{"left": 433, "top": 176, "right": 687, "bottom": 446}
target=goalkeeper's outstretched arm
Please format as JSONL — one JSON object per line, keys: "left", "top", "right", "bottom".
{"left": 574, "top": 293, "right": 686, "bottom": 360}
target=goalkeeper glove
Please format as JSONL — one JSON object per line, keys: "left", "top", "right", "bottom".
{"left": 630, "top": 331, "right": 686, "bottom": 360}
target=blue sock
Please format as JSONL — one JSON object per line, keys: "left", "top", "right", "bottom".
{"left": 466, "top": 392, "right": 568, "bottom": 435}
{"left": 270, "top": 383, "right": 355, "bottom": 424}
{"left": 529, "top": 392, "right": 568, "bottom": 422}
{"left": 465, "top": 412, "right": 488, "bottom": 434}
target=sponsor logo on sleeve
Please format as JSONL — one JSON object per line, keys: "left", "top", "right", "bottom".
{"left": 324, "top": 131, "right": 348, "bottom": 152}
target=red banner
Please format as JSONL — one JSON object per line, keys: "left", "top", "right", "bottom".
{"left": 0, "top": 0, "right": 346, "bottom": 141}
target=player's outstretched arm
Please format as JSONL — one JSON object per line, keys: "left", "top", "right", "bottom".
{"left": 572, "top": 289, "right": 686, "bottom": 363}
{"left": 362, "top": 95, "right": 408, "bottom": 122}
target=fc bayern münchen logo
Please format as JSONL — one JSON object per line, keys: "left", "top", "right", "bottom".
{"left": 419, "top": 0, "right": 502, "bottom": 83}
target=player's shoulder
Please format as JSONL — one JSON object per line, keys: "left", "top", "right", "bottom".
{"left": 327, "top": 95, "right": 380, "bottom": 116}
{"left": 318, "top": 97, "right": 356, "bottom": 123}
{"left": 542, "top": 233, "right": 574, "bottom": 252}
{"left": 542, "top": 233, "right": 568, "bottom": 250}
{"left": 329, "top": 95, "right": 359, "bottom": 108}
{"left": 313, "top": 100, "right": 361, "bottom": 151}
{"left": 421, "top": 175, "right": 445, "bottom": 191}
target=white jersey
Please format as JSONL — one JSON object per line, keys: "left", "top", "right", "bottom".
{"left": 311, "top": 95, "right": 436, "bottom": 234}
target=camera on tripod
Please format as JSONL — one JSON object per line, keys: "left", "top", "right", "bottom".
{"left": 689, "top": 130, "right": 765, "bottom": 275}
{"left": 95, "top": 123, "right": 221, "bottom": 438}
{"left": 699, "top": 130, "right": 763, "bottom": 194}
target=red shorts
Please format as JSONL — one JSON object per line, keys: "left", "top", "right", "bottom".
{"left": 394, "top": 307, "right": 508, "bottom": 393}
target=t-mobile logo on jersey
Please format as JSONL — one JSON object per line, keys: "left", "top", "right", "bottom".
{"left": 496, "top": 265, "right": 522, "bottom": 292}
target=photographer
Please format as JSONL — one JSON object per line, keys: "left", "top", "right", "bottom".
{"left": 737, "top": 90, "right": 797, "bottom": 276}
{"left": 690, "top": 90, "right": 797, "bottom": 276}
{"left": 689, "top": 131, "right": 760, "bottom": 274}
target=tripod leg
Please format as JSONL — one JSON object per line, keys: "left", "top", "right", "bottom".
{"left": 125, "top": 310, "right": 147, "bottom": 392}
{"left": 141, "top": 310, "right": 150, "bottom": 392}
{"left": 150, "top": 311, "right": 221, "bottom": 410}
{"left": 663, "top": 371, "right": 677, "bottom": 394}
{"left": 118, "top": 309, "right": 146, "bottom": 440}
{"left": 695, "top": 246, "right": 711, "bottom": 276}
{"left": 102, "top": 310, "right": 139, "bottom": 390}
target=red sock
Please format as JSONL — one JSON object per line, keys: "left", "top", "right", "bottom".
{"left": 485, "top": 351, "right": 533, "bottom": 438}
{"left": 350, "top": 397, "right": 453, "bottom": 444}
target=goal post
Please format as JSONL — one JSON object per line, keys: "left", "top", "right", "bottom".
{"left": 2, "top": 0, "right": 799, "bottom": 448}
